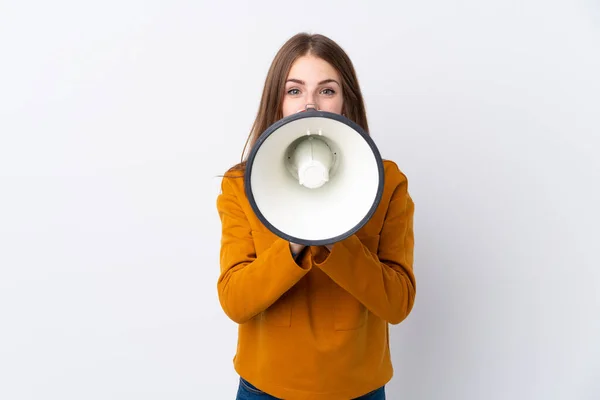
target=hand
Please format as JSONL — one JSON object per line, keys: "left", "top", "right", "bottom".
{"left": 289, "top": 242, "right": 305, "bottom": 256}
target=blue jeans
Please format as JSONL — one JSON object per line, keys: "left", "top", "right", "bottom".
{"left": 236, "top": 377, "right": 386, "bottom": 399}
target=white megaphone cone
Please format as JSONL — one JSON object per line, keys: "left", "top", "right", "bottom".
{"left": 244, "top": 108, "right": 384, "bottom": 246}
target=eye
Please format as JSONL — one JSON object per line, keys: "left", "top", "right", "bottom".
{"left": 287, "top": 88, "right": 300, "bottom": 95}
{"left": 320, "top": 88, "right": 336, "bottom": 96}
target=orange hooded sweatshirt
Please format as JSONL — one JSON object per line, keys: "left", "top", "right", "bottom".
{"left": 216, "top": 159, "right": 416, "bottom": 400}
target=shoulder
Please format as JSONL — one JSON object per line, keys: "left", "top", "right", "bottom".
{"left": 382, "top": 159, "right": 409, "bottom": 187}
{"left": 219, "top": 165, "right": 246, "bottom": 196}
{"left": 381, "top": 159, "right": 414, "bottom": 213}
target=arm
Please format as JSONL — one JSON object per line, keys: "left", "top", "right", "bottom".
{"left": 216, "top": 176, "right": 311, "bottom": 324}
{"left": 315, "top": 175, "right": 416, "bottom": 325}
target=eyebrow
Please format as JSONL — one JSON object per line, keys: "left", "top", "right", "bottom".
{"left": 286, "top": 78, "right": 340, "bottom": 86}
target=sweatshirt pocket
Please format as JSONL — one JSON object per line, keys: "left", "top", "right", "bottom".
{"left": 332, "top": 283, "right": 367, "bottom": 330}
{"left": 262, "top": 290, "right": 293, "bottom": 327}
{"left": 251, "top": 230, "right": 292, "bottom": 328}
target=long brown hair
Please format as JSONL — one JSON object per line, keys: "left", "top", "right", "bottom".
{"left": 227, "top": 32, "right": 369, "bottom": 174}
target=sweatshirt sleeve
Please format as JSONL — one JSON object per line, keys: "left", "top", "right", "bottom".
{"left": 314, "top": 173, "right": 416, "bottom": 325}
{"left": 216, "top": 175, "right": 311, "bottom": 324}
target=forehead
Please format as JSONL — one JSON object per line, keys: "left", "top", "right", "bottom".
{"left": 286, "top": 55, "right": 340, "bottom": 81}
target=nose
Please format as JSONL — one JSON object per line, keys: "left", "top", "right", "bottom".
{"left": 298, "top": 103, "right": 320, "bottom": 113}
{"left": 305, "top": 91, "right": 319, "bottom": 109}
{"left": 297, "top": 102, "right": 320, "bottom": 113}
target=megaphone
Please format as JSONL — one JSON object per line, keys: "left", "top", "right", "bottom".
{"left": 244, "top": 107, "right": 384, "bottom": 246}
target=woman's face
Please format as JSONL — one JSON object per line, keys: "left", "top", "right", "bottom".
{"left": 281, "top": 54, "right": 344, "bottom": 117}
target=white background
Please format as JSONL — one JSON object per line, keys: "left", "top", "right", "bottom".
{"left": 1, "top": 1, "right": 599, "bottom": 399}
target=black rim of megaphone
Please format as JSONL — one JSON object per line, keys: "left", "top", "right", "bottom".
{"left": 244, "top": 108, "right": 385, "bottom": 246}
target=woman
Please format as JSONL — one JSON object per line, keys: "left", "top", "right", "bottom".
{"left": 216, "top": 32, "right": 416, "bottom": 400}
